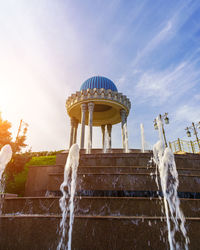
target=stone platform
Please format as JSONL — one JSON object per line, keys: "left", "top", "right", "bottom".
{"left": 1, "top": 149, "right": 200, "bottom": 249}
{"left": 2, "top": 196, "right": 200, "bottom": 217}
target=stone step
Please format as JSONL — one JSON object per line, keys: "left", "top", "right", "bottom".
{"left": 55, "top": 149, "right": 150, "bottom": 164}
{"left": 78, "top": 166, "right": 200, "bottom": 175}
{"left": 56, "top": 151, "right": 200, "bottom": 168}
{"left": 53, "top": 164, "right": 200, "bottom": 175}
{"left": 78, "top": 166, "right": 153, "bottom": 174}
{"left": 48, "top": 172, "right": 200, "bottom": 193}
{"left": 25, "top": 152, "right": 200, "bottom": 197}
{"left": 56, "top": 152, "right": 200, "bottom": 169}
{"left": 3, "top": 197, "right": 200, "bottom": 218}
{"left": 52, "top": 165, "right": 153, "bottom": 174}
{"left": 25, "top": 151, "right": 200, "bottom": 197}
{"left": 56, "top": 152, "right": 153, "bottom": 166}
{"left": 0, "top": 214, "right": 199, "bottom": 249}
{"left": 79, "top": 153, "right": 152, "bottom": 167}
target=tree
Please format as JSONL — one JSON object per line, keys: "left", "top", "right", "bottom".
{"left": 0, "top": 113, "right": 12, "bottom": 148}
{"left": 0, "top": 114, "right": 28, "bottom": 154}
{"left": 0, "top": 113, "right": 29, "bottom": 192}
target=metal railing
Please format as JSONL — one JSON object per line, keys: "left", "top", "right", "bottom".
{"left": 169, "top": 138, "right": 200, "bottom": 154}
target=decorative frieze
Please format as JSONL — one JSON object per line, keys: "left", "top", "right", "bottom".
{"left": 66, "top": 88, "right": 131, "bottom": 112}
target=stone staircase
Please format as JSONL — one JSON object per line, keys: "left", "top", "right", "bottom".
{"left": 0, "top": 151, "right": 200, "bottom": 249}
{"left": 48, "top": 151, "right": 200, "bottom": 195}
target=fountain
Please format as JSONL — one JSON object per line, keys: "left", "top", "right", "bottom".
{"left": 57, "top": 143, "right": 80, "bottom": 250}
{"left": 1, "top": 76, "right": 200, "bottom": 249}
{"left": 0, "top": 144, "right": 12, "bottom": 192}
{"left": 153, "top": 118, "right": 189, "bottom": 249}
{"left": 0, "top": 144, "right": 12, "bottom": 215}
{"left": 1, "top": 133, "right": 200, "bottom": 249}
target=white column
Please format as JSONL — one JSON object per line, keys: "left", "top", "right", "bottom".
{"left": 101, "top": 125, "right": 105, "bottom": 149}
{"left": 87, "top": 102, "right": 95, "bottom": 151}
{"left": 107, "top": 124, "right": 112, "bottom": 149}
{"left": 73, "top": 119, "right": 78, "bottom": 144}
{"left": 120, "top": 109, "right": 126, "bottom": 149}
{"left": 80, "top": 103, "right": 87, "bottom": 149}
{"left": 124, "top": 118, "right": 129, "bottom": 153}
{"left": 69, "top": 117, "right": 75, "bottom": 149}
{"left": 120, "top": 109, "right": 128, "bottom": 152}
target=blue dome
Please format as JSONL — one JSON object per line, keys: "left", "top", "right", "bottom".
{"left": 80, "top": 76, "right": 118, "bottom": 92}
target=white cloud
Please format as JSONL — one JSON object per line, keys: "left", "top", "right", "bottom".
{"left": 1, "top": 0, "right": 200, "bottom": 151}
{"left": 174, "top": 104, "right": 200, "bottom": 124}
{"left": 130, "top": 1, "right": 200, "bottom": 68}
{"left": 131, "top": 21, "right": 173, "bottom": 68}
{"left": 133, "top": 55, "right": 200, "bottom": 105}
{"left": 194, "top": 94, "right": 200, "bottom": 101}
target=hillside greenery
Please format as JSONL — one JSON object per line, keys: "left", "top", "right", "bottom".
{"left": 5, "top": 154, "right": 57, "bottom": 196}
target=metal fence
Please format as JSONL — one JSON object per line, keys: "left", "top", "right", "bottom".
{"left": 169, "top": 138, "right": 200, "bottom": 154}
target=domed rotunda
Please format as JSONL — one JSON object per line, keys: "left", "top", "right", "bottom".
{"left": 66, "top": 76, "right": 131, "bottom": 151}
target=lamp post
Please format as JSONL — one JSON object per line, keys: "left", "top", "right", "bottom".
{"left": 185, "top": 122, "right": 200, "bottom": 151}
{"left": 153, "top": 113, "right": 169, "bottom": 148}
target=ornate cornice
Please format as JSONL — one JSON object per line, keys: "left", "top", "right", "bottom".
{"left": 66, "top": 88, "right": 131, "bottom": 113}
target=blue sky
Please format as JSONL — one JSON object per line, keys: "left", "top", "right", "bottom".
{"left": 0, "top": 0, "right": 200, "bottom": 151}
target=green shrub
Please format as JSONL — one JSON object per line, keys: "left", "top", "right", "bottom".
{"left": 27, "top": 155, "right": 56, "bottom": 166}
{"left": 5, "top": 155, "right": 56, "bottom": 196}
{"left": 6, "top": 166, "right": 29, "bottom": 196}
